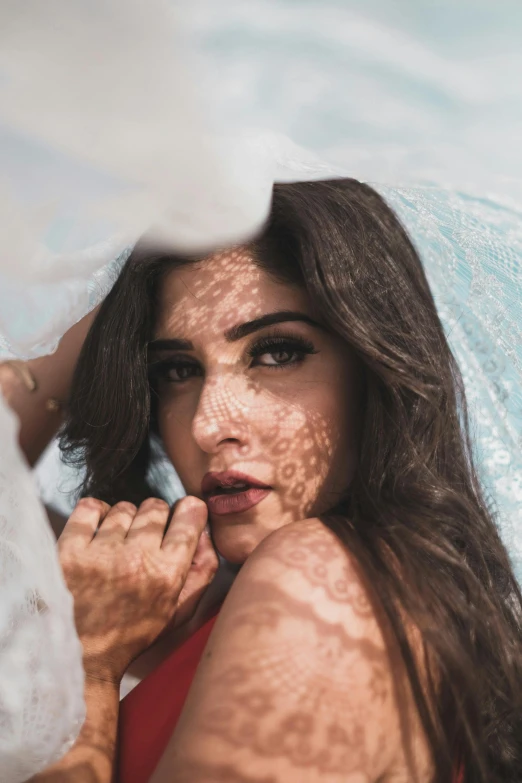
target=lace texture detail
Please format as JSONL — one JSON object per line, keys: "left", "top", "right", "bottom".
{"left": 0, "top": 247, "right": 130, "bottom": 362}
{"left": 0, "top": 399, "right": 85, "bottom": 782}
{"left": 381, "top": 187, "right": 522, "bottom": 580}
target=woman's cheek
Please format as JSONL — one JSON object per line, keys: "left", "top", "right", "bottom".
{"left": 158, "top": 407, "right": 187, "bottom": 472}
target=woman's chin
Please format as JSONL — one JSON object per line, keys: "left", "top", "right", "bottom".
{"left": 206, "top": 492, "right": 305, "bottom": 563}
{"left": 209, "top": 520, "right": 265, "bottom": 564}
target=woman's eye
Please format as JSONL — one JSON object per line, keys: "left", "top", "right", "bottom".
{"left": 168, "top": 364, "right": 194, "bottom": 381}
{"left": 249, "top": 337, "right": 317, "bottom": 369}
{"left": 152, "top": 361, "right": 202, "bottom": 383}
{"left": 258, "top": 349, "right": 300, "bottom": 366}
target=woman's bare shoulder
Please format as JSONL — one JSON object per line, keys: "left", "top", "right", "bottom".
{"left": 231, "top": 517, "right": 379, "bottom": 636}
{"left": 152, "top": 519, "right": 431, "bottom": 783}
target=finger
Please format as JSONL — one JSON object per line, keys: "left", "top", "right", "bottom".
{"left": 58, "top": 497, "right": 110, "bottom": 550}
{"left": 161, "top": 495, "right": 207, "bottom": 553}
{"left": 94, "top": 501, "right": 137, "bottom": 543}
{"left": 192, "top": 525, "right": 218, "bottom": 569}
{"left": 160, "top": 496, "right": 209, "bottom": 593}
{"left": 125, "top": 497, "right": 171, "bottom": 547}
{"left": 174, "top": 528, "right": 219, "bottom": 626}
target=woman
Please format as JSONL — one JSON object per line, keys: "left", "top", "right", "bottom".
{"left": 31, "top": 179, "right": 522, "bottom": 782}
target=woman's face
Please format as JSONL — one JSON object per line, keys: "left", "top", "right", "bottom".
{"left": 151, "top": 248, "right": 361, "bottom": 563}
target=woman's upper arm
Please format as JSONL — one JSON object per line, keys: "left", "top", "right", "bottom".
{"left": 152, "top": 519, "right": 416, "bottom": 783}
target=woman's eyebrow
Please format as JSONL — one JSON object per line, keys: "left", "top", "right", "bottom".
{"left": 224, "top": 310, "right": 322, "bottom": 341}
{"left": 148, "top": 338, "right": 194, "bottom": 353}
{"left": 148, "top": 311, "right": 322, "bottom": 353}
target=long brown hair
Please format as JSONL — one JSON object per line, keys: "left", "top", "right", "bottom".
{"left": 61, "top": 179, "right": 522, "bottom": 781}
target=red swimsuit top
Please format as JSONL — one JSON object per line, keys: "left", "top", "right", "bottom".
{"left": 117, "top": 615, "right": 464, "bottom": 783}
{"left": 118, "top": 615, "right": 218, "bottom": 783}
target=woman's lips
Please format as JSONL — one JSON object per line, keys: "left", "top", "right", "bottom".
{"left": 205, "top": 488, "right": 272, "bottom": 516}
{"left": 201, "top": 470, "right": 272, "bottom": 516}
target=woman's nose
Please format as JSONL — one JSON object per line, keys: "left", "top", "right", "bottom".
{"left": 191, "top": 374, "right": 251, "bottom": 455}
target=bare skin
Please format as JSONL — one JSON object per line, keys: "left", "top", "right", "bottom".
{"left": 147, "top": 249, "right": 431, "bottom": 781}
{"left": 153, "top": 247, "right": 361, "bottom": 563}
{"left": 30, "top": 247, "right": 432, "bottom": 782}
{"left": 151, "top": 519, "right": 432, "bottom": 783}
{"left": 30, "top": 495, "right": 218, "bottom": 783}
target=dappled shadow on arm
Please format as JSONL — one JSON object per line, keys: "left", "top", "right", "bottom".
{"left": 153, "top": 522, "right": 420, "bottom": 783}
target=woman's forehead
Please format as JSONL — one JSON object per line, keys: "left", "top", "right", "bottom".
{"left": 163, "top": 247, "right": 264, "bottom": 297}
{"left": 155, "top": 249, "right": 311, "bottom": 338}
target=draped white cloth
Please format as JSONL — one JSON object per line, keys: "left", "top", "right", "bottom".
{"left": 0, "top": 1, "right": 521, "bottom": 779}
{"left": 0, "top": 403, "right": 85, "bottom": 780}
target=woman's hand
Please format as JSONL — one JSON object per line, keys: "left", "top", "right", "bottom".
{"left": 58, "top": 495, "right": 218, "bottom": 684}
{"left": 31, "top": 495, "right": 216, "bottom": 783}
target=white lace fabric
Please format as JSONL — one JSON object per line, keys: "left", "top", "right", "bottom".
{"left": 0, "top": 401, "right": 85, "bottom": 782}
{"left": 383, "top": 187, "right": 522, "bottom": 578}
